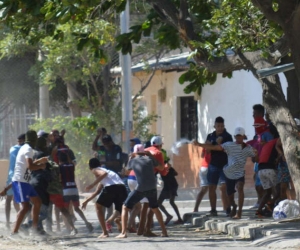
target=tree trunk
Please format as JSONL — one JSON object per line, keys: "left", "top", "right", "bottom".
{"left": 66, "top": 82, "right": 82, "bottom": 118}
{"left": 241, "top": 52, "right": 300, "bottom": 202}
{"left": 148, "top": 0, "right": 300, "bottom": 201}
{"left": 279, "top": 56, "right": 300, "bottom": 117}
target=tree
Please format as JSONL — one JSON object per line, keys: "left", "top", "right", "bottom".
{"left": 115, "top": 0, "right": 300, "bottom": 200}
{"left": 1, "top": 1, "right": 299, "bottom": 200}
{"left": 37, "top": 20, "right": 116, "bottom": 118}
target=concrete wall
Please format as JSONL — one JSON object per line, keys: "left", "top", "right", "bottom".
{"left": 198, "top": 70, "right": 287, "bottom": 142}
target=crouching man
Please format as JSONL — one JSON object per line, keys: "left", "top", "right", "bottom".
{"left": 116, "top": 150, "right": 168, "bottom": 238}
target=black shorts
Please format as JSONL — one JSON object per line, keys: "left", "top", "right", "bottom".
{"left": 32, "top": 182, "right": 50, "bottom": 206}
{"left": 225, "top": 176, "right": 245, "bottom": 196}
{"left": 158, "top": 187, "right": 178, "bottom": 201}
{"left": 96, "top": 184, "right": 128, "bottom": 213}
{"left": 124, "top": 189, "right": 158, "bottom": 209}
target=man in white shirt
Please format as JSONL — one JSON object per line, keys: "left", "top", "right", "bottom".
{"left": 2, "top": 130, "right": 48, "bottom": 236}
{"left": 85, "top": 158, "right": 127, "bottom": 238}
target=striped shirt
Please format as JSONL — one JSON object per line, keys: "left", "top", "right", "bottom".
{"left": 221, "top": 142, "right": 255, "bottom": 180}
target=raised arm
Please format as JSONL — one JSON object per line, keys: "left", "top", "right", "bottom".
{"left": 193, "top": 140, "right": 223, "bottom": 151}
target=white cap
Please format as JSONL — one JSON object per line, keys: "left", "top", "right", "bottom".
{"left": 234, "top": 127, "right": 246, "bottom": 136}
{"left": 150, "top": 136, "right": 163, "bottom": 146}
{"left": 37, "top": 130, "right": 45, "bottom": 137}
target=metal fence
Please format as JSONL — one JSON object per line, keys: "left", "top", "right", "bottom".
{"left": 0, "top": 106, "right": 36, "bottom": 159}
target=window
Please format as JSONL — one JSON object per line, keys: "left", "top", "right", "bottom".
{"left": 180, "top": 96, "right": 198, "bottom": 140}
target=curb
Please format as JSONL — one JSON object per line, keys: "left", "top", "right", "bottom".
{"left": 184, "top": 213, "right": 300, "bottom": 241}
{"left": 182, "top": 210, "right": 287, "bottom": 241}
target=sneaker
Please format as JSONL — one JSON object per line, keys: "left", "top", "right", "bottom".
{"left": 207, "top": 210, "right": 218, "bottom": 216}
{"left": 19, "top": 223, "right": 30, "bottom": 236}
{"left": 29, "top": 228, "right": 41, "bottom": 236}
{"left": 106, "top": 222, "right": 113, "bottom": 233}
{"left": 70, "top": 228, "right": 78, "bottom": 236}
{"left": 9, "top": 232, "right": 22, "bottom": 240}
{"left": 86, "top": 222, "right": 94, "bottom": 233}
{"left": 29, "top": 228, "right": 48, "bottom": 238}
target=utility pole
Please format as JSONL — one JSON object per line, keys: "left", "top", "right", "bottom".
{"left": 38, "top": 50, "right": 50, "bottom": 119}
{"left": 120, "top": 1, "right": 133, "bottom": 153}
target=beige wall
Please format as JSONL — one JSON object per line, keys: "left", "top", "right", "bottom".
{"left": 132, "top": 70, "right": 193, "bottom": 150}
{"left": 131, "top": 70, "right": 256, "bottom": 196}
{"left": 0, "top": 160, "right": 9, "bottom": 187}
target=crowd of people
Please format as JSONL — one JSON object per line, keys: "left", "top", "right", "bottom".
{"left": 0, "top": 103, "right": 297, "bottom": 239}
{"left": 193, "top": 104, "right": 297, "bottom": 219}
{"left": 0, "top": 128, "right": 181, "bottom": 239}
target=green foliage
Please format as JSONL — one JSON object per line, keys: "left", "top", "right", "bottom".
{"left": 132, "top": 100, "right": 158, "bottom": 141}
{"left": 30, "top": 115, "right": 99, "bottom": 184}
{"left": 38, "top": 20, "right": 115, "bottom": 88}
{"left": 0, "top": 0, "right": 125, "bottom": 58}
{"left": 179, "top": 62, "right": 217, "bottom": 95}
{"left": 116, "top": 9, "right": 181, "bottom": 55}
{"left": 201, "top": 0, "right": 283, "bottom": 57}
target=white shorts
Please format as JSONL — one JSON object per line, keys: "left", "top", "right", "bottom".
{"left": 127, "top": 179, "right": 148, "bottom": 203}
{"left": 258, "top": 169, "right": 278, "bottom": 190}
{"left": 199, "top": 166, "right": 209, "bottom": 187}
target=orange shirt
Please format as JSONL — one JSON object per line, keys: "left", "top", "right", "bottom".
{"left": 145, "top": 146, "right": 168, "bottom": 176}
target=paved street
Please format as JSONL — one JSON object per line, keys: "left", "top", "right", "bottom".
{"left": 0, "top": 198, "right": 300, "bottom": 250}
{"left": 0, "top": 220, "right": 268, "bottom": 250}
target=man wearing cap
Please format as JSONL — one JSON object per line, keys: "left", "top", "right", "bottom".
{"left": 194, "top": 127, "right": 258, "bottom": 219}
{"left": 1, "top": 130, "right": 48, "bottom": 236}
{"left": 116, "top": 144, "right": 168, "bottom": 238}
{"left": 3, "top": 134, "right": 25, "bottom": 229}
{"left": 136, "top": 135, "right": 168, "bottom": 236}
{"left": 130, "top": 138, "right": 141, "bottom": 153}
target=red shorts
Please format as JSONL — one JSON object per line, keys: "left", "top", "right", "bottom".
{"left": 50, "top": 194, "right": 66, "bottom": 208}
{"left": 50, "top": 194, "right": 80, "bottom": 208}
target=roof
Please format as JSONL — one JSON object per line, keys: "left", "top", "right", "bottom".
{"left": 110, "top": 51, "right": 192, "bottom": 76}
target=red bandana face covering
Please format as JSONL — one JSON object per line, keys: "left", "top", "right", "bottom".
{"left": 253, "top": 117, "right": 268, "bottom": 135}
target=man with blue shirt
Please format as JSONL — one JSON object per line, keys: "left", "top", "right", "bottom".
{"left": 200, "top": 116, "right": 233, "bottom": 216}
{"left": 4, "top": 134, "right": 25, "bottom": 229}
{"left": 194, "top": 127, "right": 258, "bottom": 219}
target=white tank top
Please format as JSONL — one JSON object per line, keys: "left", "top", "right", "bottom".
{"left": 97, "top": 167, "right": 124, "bottom": 187}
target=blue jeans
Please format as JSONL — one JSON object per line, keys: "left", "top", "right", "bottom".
{"left": 207, "top": 164, "right": 226, "bottom": 185}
